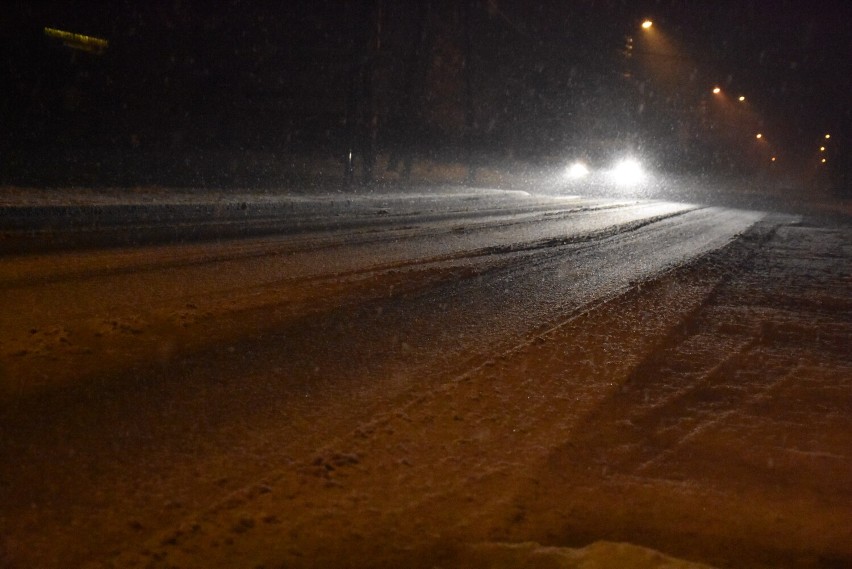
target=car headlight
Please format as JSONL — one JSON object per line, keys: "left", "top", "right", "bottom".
{"left": 566, "top": 162, "right": 590, "bottom": 180}
{"left": 610, "top": 159, "right": 645, "bottom": 185}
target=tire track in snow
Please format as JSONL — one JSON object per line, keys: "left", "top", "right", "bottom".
{"left": 508, "top": 217, "right": 852, "bottom": 569}
{"left": 0, "top": 203, "right": 764, "bottom": 568}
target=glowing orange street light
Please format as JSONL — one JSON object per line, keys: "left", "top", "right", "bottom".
{"left": 755, "top": 133, "right": 763, "bottom": 139}
{"left": 821, "top": 158, "right": 827, "bottom": 163}
{"left": 825, "top": 134, "right": 831, "bottom": 139}
{"left": 641, "top": 19, "right": 653, "bottom": 29}
{"left": 820, "top": 146, "right": 826, "bottom": 151}
{"left": 771, "top": 157, "right": 777, "bottom": 162}
{"left": 712, "top": 86, "right": 721, "bottom": 94}
{"left": 738, "top": 95, "right": 746, "bottom": 102}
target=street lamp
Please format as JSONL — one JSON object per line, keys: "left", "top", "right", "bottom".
{"left": 755, "top": 133, "right": 763, "bottom": 139}
{"left": 738, "top": 95, "right": 746, "bottom": 102}
{"left": 641, "top": 19, "right": 653, "bottom": 29}
{"left": 825, "top": 134, "right": 831, "bottom": 139}
{"left": 712, "top": 86, "right": 721, "bottom": 94}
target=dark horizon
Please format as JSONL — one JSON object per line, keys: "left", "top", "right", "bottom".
{"left": 1, "top": 1, "right": 849, "bottom": 193}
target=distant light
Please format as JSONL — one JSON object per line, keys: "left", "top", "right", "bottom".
{"left": 641, "top": 20, "right": 653, "bottom": 29}
{"left": 610, "top": 159, "right": 645, "bottom": 186}
{"left": 712, "top": 87, "right": 721, "bottom": 94}
{"left": 821, "top": 158, "right": 827, "bottom": 163}
{"left": 755, "top": 133, "right": 763, "bottom": 139}
{"left": 771, "top": 157, "right": 777, "bottom": 162}
{"left": 738, "top": 95, "right": 746, "bottom": 102}
{"left": 566, "top": 162, "right": 590, "bottom": 180}
{"left": 825, "top": 134, "right": 831, "bottom": 139}
{"left": 820, "top": 146, "right": 826, "bottom": 151}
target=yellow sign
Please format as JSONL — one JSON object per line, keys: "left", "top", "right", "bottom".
{"left": 44, "top": 27, "right": 109, "bottom": 55}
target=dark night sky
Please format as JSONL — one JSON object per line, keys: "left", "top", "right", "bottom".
{"left": 645, "top": 1, "right": 852, "bottom": 137}
{"left": 1, "top": 0, "right": 850, "bottom": 186}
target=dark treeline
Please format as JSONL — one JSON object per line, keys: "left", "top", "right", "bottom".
{"left": 1, "top": 1, "right": 847, "bottom": 190}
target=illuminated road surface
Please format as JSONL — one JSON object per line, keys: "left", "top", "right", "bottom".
{"left": 0, "top": 194, "right": 753, "bottom": 397}
{"left": 1, "top": 190, "right": 849, "bottom": 568}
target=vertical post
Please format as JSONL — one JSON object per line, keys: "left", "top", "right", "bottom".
{"left": 361, "top": 0, "right": 381, "bottom": 186}
{"left": 343, "top": 69, "right": 357, "bottom": 186}
{"left": 387, "top": 1, "right": 430, "bottom": 182}
{"left": 342, "top": 2, "right": 361, "bottom": 188}
{"left": 342, "top": 0, "right": 380, "bottom": 189}
{"left": 462, "top": 0, "right": 476, "bottom": 185}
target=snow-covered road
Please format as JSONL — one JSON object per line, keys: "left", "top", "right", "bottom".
{"left": 1, "top": 193, "right": 759, "bottom": 399}
{"left": 1, "top": 189, "right": 849, "bottom": 569}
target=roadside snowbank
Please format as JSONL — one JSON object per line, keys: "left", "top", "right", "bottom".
{"left": 459, "top": 541, "right": 718, "bottom": 568}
